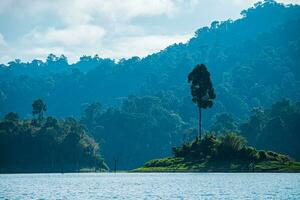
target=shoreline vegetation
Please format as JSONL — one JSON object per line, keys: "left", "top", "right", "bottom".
{"left": 132, "top": 160, "right": 300, "bottom": 173}
{"left": 133, "top": 133, "right": 300, "bottom": 173}
{"left": 0, "top": 100, "right": 108, "bottom": 174}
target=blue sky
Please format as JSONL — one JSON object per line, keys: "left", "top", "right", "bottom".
{"left": 0, "top": 0, "right": 299, "bottom": 64}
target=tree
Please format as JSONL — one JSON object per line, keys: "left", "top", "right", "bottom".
{"left": 32, "top": 99, "right": 47, "bottom": 120}
{"left": 4, "top": 112, "right": 19, "bottom": 122}
{"left": 81, "top": 102, "right": 102, "bottom": 130}
{"left": 188, "top": 64, "right": 216, "bottom": 139}
{"left": 210, "top": 113, "right": 238, "bottom": 134}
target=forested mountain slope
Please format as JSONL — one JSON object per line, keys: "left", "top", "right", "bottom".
{"left": 1, "top": 1, "right": 299, "bottom": 126}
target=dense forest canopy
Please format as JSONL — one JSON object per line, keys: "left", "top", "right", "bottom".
{"left": 80, "top": 96, "right": 186, "bottom": 169}
{"left": 0, "top": 101, "right": 107, "bottom": 173}
{"left": 1, "top": 1, "right": 300, "bottom": 170}
{"left": 239, "top": 100, "right": 300, "bottom": 160}
{"left": 210, "top": 100, "right": 300, "bottom": 160}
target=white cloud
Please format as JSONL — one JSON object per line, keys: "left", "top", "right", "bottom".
{"left": 0, "top": 0, "right": 179, "bottom": 24}
{"left": 15, "top": 24, "right": 107, "bottom": 62}
{"left": 0, "top": 33, "right": 11, "bottom": 63}
{"left": 23, "top": 25, "right": 106, "bottom": 47}
{"left": 0, "top": 0, "right": 195, "bottom": 63}
{"left": 100, "top": 34, "right": 192, "bottom": 59}
{"left": 24, "top": 47, "right": 71, "bottom": 60}
{"left": 90, "top": 0, "right": 177, "bottom": 21}
{"left": 0, "top": 0, "right": 300, "bottom": 64}
{"left": 230, "top": 0, "right": 300, "bottom": 6}
{"left": 23, "top": 33, "right": 191, "bottom": 62}
{"left": 279, "top": 0, "right": 300, "bottom": 3}
{"left": 0, "top": 33, "right": 6, "bottom": 47}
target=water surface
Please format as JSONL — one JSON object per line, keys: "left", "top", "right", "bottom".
{"left": 1, "top": 173, "right": 300, "bottom": 199}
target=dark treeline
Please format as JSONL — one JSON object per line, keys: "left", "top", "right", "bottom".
{"left": 240, "top": 100, "right": 300, "bottom": 159}
{"left": 0, "top": 1, "right": 300, "bottom": 170}
{"left": 80, "top": 96, "right": 186, "bottom": 169}
{"left": 0, "top": 100, "right": 108, "bottom": 173}
{"left": 79, "top": 98, "right": 300, "bottom": 169}
{"left": 211, "top": 100, "right": 300, "bottom": 160}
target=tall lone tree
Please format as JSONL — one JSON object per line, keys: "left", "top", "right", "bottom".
{"left": 32, "top": 99, "right": 47, "bottom": 120}
{"left": 188, "top": 64, "right": 216, "bottom": 139}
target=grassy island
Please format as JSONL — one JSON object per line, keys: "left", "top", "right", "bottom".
{"left": 133, "top": 133, "right": 300, "bottom": 172}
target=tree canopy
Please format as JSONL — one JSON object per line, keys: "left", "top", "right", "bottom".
{"left": 188, "top": 64, "right": 216, "bottom": 109}
{"left": 32, "top": 99, "right": 47, "bottom": 120}
{"left": 0, "top": 102, "right": 108, "bottom": 173}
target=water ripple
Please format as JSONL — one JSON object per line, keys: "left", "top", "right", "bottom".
{"left": 0, "top": 173, "right": 300, "bottom": 200}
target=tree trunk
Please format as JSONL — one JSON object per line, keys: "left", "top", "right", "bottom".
{"left": 198, "top": 107, "right": 202, "bottom": 139}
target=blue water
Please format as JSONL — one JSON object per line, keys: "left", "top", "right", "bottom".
{"left": 0, "top": 173, "right": 300, "bottom": 199}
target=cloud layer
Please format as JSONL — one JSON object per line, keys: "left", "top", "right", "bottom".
{"left": 0, "top": 0, "right": 299, "bottom": 63}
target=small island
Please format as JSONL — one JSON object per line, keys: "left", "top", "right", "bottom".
{"left": 133, "top": 63, "right": 300, "bottom": 173}
{"left": 133, "top": 133, "right": 300, "bottom": 172}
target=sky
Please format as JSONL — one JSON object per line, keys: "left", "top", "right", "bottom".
{"left": 0, "top": 0, "right": 299, "bottom": 64}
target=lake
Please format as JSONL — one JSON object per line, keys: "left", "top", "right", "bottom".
{"left": 1, "top": 173, "right": 300, "bottom": 199}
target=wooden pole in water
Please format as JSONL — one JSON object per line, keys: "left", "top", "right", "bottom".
{"left": 114, "top": 158, "right": 117, "bottom": 173}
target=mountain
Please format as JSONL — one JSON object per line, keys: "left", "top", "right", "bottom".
{"left": 1, "top": 1, "right": 299, "bottom": 125}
